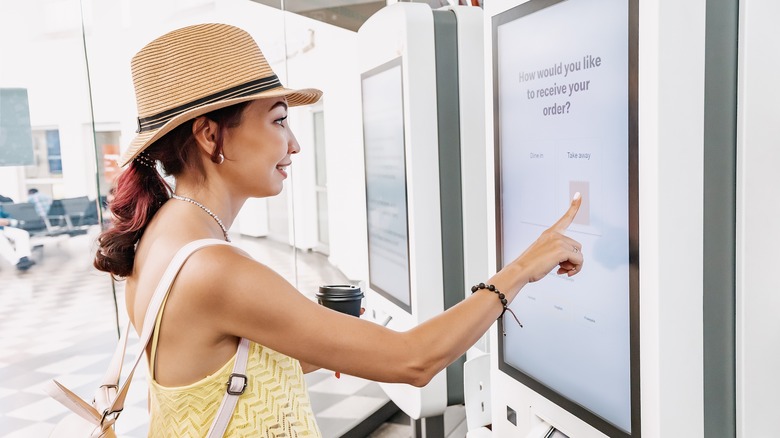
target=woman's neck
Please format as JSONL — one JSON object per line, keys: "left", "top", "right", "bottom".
{"left": 171, "top": 181, "right": 244, "bottom": 231}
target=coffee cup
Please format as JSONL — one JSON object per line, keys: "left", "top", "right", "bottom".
{"left": 316, "top": 285, "right": 364, "bottom": 317}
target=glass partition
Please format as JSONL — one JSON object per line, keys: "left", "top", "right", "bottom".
{"left": 0, "top": 0, "right": 117, "bottom": 435}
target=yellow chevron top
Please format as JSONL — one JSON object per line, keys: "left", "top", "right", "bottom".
{"left": 147, "top": 302, "right": 321, "bottom": 436}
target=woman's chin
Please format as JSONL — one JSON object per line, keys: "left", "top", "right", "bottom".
{"left": 254, "top": 185, "right": 283, "bottom": 198}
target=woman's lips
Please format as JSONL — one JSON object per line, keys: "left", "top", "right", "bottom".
{"left": 276, "top": 163, "right": 290, "bottom": 178}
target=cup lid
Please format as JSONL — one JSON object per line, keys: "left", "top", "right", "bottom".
{"left": 317, "top": 284, "right": 363, "bottom": 298}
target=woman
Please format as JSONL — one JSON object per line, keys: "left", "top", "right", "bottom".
{"left": 95, "top": 23, "right": 583, "bottom": 436}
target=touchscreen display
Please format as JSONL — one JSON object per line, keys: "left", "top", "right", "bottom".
{"left": 362, "top": 58, "right": 412, "bottom": 313}
{"left": 495, "top": 0, "right": 636, "bottom": 434}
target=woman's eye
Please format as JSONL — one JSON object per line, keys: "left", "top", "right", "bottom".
{"left": 275, "top": 115, "right": 288, "bottom": 126}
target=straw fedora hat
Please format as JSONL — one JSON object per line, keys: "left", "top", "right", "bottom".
{"left": 119, "top": 23, "right": 322, "bottom": 167}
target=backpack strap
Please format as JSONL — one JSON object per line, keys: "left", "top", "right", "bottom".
{"left": 47, "top": 239, "right": 250, "bottom": 437}
{"left": 207, "top": 337, "right": 251, "bottom": 437}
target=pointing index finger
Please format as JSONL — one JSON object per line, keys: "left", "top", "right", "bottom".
{"left": 551, "top": 192, "right": 582, "bottom": 232}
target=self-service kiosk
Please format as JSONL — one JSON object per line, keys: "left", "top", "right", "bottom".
{"left": 358, "top": 3, "right": 488, "bottom": 434}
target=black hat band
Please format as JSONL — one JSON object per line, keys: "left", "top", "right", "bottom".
{"left": 136, "top": 75, "right": 282, "bottom": 133}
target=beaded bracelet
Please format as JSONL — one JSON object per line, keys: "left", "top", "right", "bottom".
{"left": 471, "top": 282, "right": 523, "bottom": 331}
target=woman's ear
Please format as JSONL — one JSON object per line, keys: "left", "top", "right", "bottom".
{"left": 192, "top": 116, "right": 219, "bottom": 157}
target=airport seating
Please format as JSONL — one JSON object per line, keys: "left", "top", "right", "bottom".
{"left": 0, "top": 202, "right": 64, "bottom": 236}
{"left": 45, "top": 199, "right": 67, "bottom": 228}
{"left": 55, "top": 196, "right": 100, "bottom": 229}
{"left": 0, "top": 196, "right": 101, "bottom": 238}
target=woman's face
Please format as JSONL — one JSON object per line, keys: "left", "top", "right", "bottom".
{"left": 221, "top": 97, "right": 300, "bottom": 198}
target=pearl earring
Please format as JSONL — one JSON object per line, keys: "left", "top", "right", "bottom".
{"left": 216, "top": 153, "right": 224, "bottom": 164}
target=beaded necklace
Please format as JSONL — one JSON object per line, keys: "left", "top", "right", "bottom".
{"left": 170, "top": 194, "right": 230, "bottom": 242}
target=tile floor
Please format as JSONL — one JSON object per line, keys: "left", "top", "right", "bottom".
{"left": 0, "top": 227, "right": 465, "bottom": 437}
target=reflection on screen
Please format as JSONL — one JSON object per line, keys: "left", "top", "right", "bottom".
{"left": 495, "top": 0, "right": 634, "bottom": 434}
{"left": 362, "top": 58, "right": 412, "bottom": 313}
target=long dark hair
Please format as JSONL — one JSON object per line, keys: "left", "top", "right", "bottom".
{"left": 94, "top": 102, "right": 249, "bottom": 278}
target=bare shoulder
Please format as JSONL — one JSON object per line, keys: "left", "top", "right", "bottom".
{"left": 171, "top": 244, "right": 293, "bottom": 319}
{"left": 174, "top": 244, "right": 266, "bottom": 296}
{"left": 174, "top": 245, "right": 275, "bottom": 289}
{"left": 171, "top": 243, "right": 325, "bottom": 348}
{"left": 130, "top": 238, "right": 265, "bottom": 325}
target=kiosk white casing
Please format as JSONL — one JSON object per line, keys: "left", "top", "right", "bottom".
{"left": 358, "top": 3, "right": 487, "bottom": 419}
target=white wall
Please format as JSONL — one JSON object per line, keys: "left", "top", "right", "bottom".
{"left": 0, "top": 170, "right": 25, "bottom": 204}
{"left": 736, "top": 1, "right": 780, "bottom": 436}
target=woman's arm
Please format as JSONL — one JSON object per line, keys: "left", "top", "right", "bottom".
{"left": 185, "top": 196, "right": 583, "bottom": 386}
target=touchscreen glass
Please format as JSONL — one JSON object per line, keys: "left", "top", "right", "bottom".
{"left": 495, "top": 0, "right": 636, "bottom": 434}
{"left": 362, "top": 58, "right": 412, "bottom": 313}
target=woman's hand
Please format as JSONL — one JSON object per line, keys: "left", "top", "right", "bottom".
{"left": 512, "top": 193, "right": 584, "bottom": 283}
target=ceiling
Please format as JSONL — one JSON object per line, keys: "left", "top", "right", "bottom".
{"left": 250, "top": 0, "right": 456, "bottom": 32}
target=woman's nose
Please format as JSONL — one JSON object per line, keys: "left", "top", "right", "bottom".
{"left": 289, "top": 130, "right": 301, "bottom": 155}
